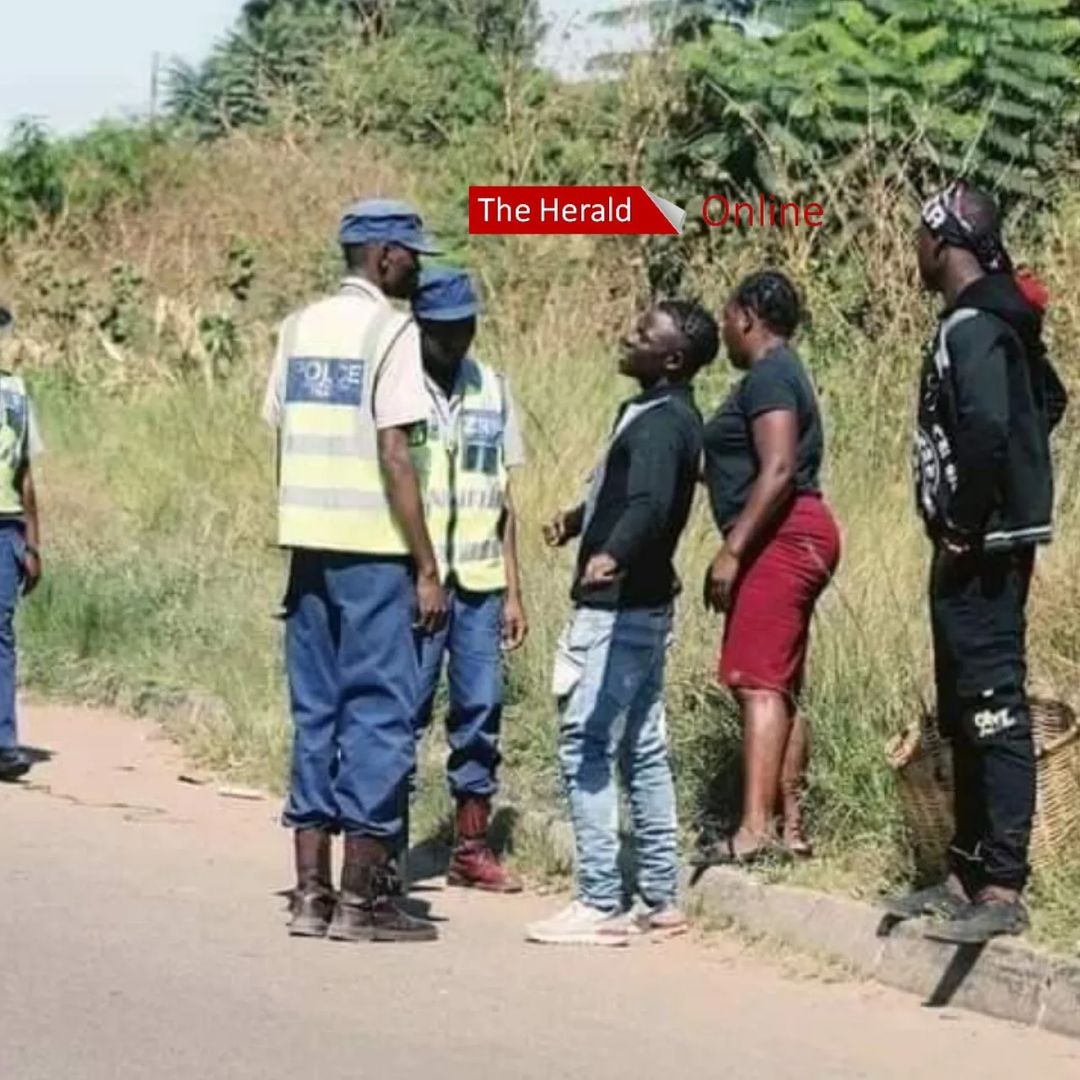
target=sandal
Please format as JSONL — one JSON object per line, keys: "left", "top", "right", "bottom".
{"left": 692, "top": 835, "right": 792, "bottom": 869}
{"left": 782, "top": 835, "right": 814, "bottom": 859}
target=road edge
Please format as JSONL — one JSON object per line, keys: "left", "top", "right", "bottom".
{"left": 685, "top": 866, "right": 1080, "bottom": 1040}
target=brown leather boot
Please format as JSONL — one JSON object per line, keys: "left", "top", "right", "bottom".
{"left": 448, "top": 796, "right": 523, "bottom": 894}
{"left": 329, "top": 836, "right": 438, "bottom": 943}
{"left": 289, "top": 829, "right": 335, "bottom": 938}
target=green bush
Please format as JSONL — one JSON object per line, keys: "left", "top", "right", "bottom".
{"left": 307, "top": 27, "right": 508, "bottom": 143}
{"left": 655, "top": 0, "right": 1080, "bottom": 203}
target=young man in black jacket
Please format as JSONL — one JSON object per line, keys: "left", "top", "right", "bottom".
{"left": 525, "top": 300, "right": 718, "bottom": 947}
{"left": 889, "top": 180, "right": 1067, "bottom": 943}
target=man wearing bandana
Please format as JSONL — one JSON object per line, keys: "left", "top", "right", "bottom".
{"left": 887, "top": 181, "right": 1067, "bottom": 942}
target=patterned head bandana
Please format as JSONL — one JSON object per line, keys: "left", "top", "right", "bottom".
{"left": 921, "top": 180, "right": 1013, "bottom": 274}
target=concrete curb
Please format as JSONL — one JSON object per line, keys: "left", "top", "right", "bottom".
{"left": 687, "top": 867, "right": 1080, "bottom": 1040}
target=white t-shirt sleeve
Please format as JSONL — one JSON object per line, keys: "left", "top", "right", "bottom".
{"left": 261, "top": 322, "right": 287, "bottom": 428}
{"left": 25, "top": 400, "right": 44, "bottom": 461}
{"left": 373, "top": 317, "right": 427, "bottom": 431}
{"left": 501, "top": 379, "right": 526, "bottom": 469}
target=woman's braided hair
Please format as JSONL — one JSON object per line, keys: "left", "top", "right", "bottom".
{"left": 733, "top": 270, "right": 803, "bottom": 338}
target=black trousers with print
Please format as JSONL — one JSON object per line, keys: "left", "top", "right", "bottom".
{"left": 930, "top": 545, "right": 1036, "bottom": 893}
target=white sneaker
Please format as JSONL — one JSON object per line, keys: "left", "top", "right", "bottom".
{"left": 525, "top": 900, "right": 631, "bottom": 946}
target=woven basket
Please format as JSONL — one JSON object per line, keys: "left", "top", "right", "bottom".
{"left": 886, "top": 698, "right": 1080, "bottom": 878}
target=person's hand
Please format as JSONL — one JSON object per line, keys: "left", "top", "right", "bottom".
{"left": 21, "top": 547, "right": 41, "bottom": 596}
{"left": 705, "top": 546, "right": 740, "bottom": 613}
{"left": 414, "top": 567, "right": 447, "bottom": 634}
{"left": 581, "top": 553, "right": 619, "bottom": 589}
{"left": 941, "top": 534, "right": 971, "bottom": 558}
{"left": 502, "top": 593, "right": 528, "bottom": 652}
{"left": 543, "top": 511, "right": 576, "bottom": 548}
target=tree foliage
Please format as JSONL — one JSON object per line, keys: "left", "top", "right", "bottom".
{"left": 305, "top": 27, "right": 509, "bottom": 144}
{"left": 0, "top": 121, "right": 64, "bottom": 235}
{"left": 649, "top": 0, "right": 1080, "bottom": 200}
{"left": 166, "top": 0, "right": 542, "bottom": 138}
{"left": 0, "top": 119, "right": 163, "bottom": 241}
{"left": 166, "top": 3, "right": 361, "bottom": 137}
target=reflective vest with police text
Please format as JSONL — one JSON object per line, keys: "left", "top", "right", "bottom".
{"left": 276, "top": 293, "right": 419, "bottom": 555}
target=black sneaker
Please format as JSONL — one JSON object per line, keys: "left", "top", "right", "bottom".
{"left": 923, "top": 898, "right": 1030, "bottom": 945}
{"left": 882, "top": 882, "right": 969, "bottom": 921}
{"left": 0, "top": 748, "right": 30, "bottom": 783}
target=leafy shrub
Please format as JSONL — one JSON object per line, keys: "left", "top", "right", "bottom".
{"left": 306, "top": 27, "right": 507, "bottom": 143}
{"left": 655, "top": 0, "right": 1080, "bottom": 201}
{"left": 0, "top": 120, "right": 64, "bottom": 237}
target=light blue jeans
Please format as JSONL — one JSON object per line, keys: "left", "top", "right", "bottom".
{"left": 554, "top": 604, "right": 678, "bottom": 914}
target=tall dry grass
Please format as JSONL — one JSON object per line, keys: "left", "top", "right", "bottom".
{"left": 2, "top": 132, "right": 1079, "bottom": 946}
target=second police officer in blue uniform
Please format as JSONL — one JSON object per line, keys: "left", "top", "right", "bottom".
{"left": 409, "top": 267, "right": 528, "bottom": 893}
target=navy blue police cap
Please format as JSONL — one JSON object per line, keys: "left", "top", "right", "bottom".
{"left": 338, "top": 198, "right": 441, "bottom": 254}
{"left": 411, "top": 266, "right": 480, "bottom": 322}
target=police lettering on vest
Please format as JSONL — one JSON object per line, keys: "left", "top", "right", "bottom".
{"left": 423, "top": 358, "right": 508, "bottom": 592}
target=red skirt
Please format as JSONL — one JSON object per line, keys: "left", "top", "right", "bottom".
{"left": 718, "top": 494, "right": 841, "bottom": 699}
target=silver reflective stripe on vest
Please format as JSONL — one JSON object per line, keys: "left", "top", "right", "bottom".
{"left": 437, "top": 538, "right": 503, "bottom": 565}
{"left": 427, "top": 488, "right": 505, "bottom": 511}
{"left": 280, "top": 487, "right": 391, "bottom": 511}
{"left": 283, "top": 433, "right": 368, "bottom": 456}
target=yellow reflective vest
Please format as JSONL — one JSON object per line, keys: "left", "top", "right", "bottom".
{"left": 0, "top": 374, "right": 29, "bottom": 516}
{"left": 423, "top": 358, "right": 509, "bottom": 592}
{"left": 276, "top": 291, "right": 419, "bottom": 555}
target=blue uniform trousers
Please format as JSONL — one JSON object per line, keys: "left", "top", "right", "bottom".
{"left": 414, "top": 585, "right": 504, "bottom": 798}
{"left": 282, "top": 550, "right": 418, "bottom": 839}
{"left": 0, "top": 521, "right": 24, "bottom": 751}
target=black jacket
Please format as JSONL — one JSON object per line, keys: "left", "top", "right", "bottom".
{"left": 573, "top": 383, "right": 703, "bottom": 609}
{"left": 913, "top": 273, "right": 1067, "bottom": 551}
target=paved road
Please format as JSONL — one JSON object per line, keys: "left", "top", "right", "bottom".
{"left": 2, "top": 703, "right": 1078, "bottom": 1080}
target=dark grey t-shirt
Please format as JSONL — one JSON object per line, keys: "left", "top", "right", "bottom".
{"left": 703, "top": 344, "right": 824, "bottom": 531}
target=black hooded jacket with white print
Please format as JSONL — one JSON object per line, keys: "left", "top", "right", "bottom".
{"left": 913, "top": 273, "right": 1067, "bottom": 551}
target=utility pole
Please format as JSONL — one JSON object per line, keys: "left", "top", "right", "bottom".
{"left": 149, "top": 51, "right": 161, "bottom": 125}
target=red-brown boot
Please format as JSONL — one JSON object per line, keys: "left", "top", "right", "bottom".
{"left": 288, "top": 828, "right": 335, "bottom": 938}
{"left": 448, "top": 796, "right": 523, "bottom": 894}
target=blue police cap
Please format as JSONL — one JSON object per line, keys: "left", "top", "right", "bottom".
{"left": 338, "top": 198, "right": 440, "bottom": 254}
{"left": 411, "top": 266, "right": 480, "bottom": 322}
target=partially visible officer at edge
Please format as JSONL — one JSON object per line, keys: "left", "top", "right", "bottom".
{"left": 262, "top": 199, "right": 447, "bottom": 944}
{"left": 0, "top": 306, "right": 43, "bottom": 784}
{"left": 408, "top": 266, "right": 527, "bottom": 894}
{"left": 888, "top": 180, "right": 1067, "bottom": 944}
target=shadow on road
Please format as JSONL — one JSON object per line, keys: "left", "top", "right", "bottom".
{"left": 924, "top": 944, "right": 987, "bottom": 1007}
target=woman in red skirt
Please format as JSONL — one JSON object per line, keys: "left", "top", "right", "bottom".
{"left": 701, "top": 270, "right": 841, "bottom": 864}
